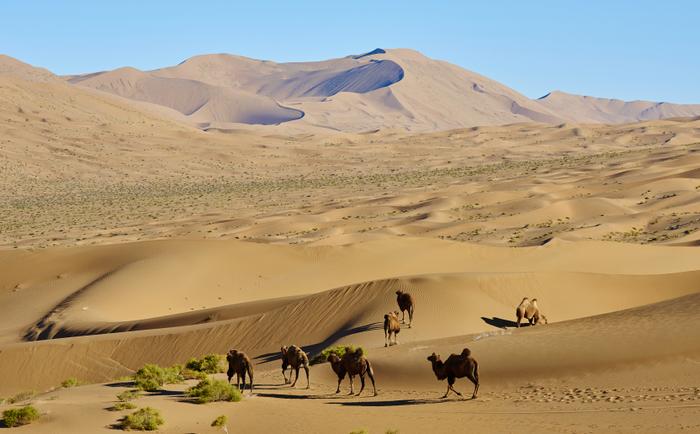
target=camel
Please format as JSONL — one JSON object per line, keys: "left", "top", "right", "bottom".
{"left": 326, "top": 347, "right": 377, "bottom": 396}
{"left": 427, "top": 348, "right": 479, "bottom": 399}
{"left": 526, "top": 299, "right": 547, "bottom": 325}
{"left": 226, "top": 349, "right": 254, "bottom": 394}
{"left": 280, "top": 345, "right": 310, "bottom": 388}
{"left": 395, "top": 290, "right": 414, "bottom": 327}
{"left": 515, "top": 297, "right": 530, "bottom": 327}
{"left": 384, "top": 311, "right": 401, "bottom": 347}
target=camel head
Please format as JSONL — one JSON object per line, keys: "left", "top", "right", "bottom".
{"left": 326, "top": 353, "right": 341, "bottom": 364}
{"left": 521, "top": 297, "right": 529, "bottom": 303}
{"left": 226, "top": 349, "right": 239, "bottom": 362}
{"left": 396, "top": 290, "right": 403, "bottom": 296}
{"left": 280, "top": 346, "right": 288, "bottom": 356}
{"left": 539, "top": 314, "right": 548, "bottom": 324}
{"left": 427, "top": 352, "right": 441, "bottom": 363}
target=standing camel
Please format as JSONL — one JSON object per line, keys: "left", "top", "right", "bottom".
{"left": 395, "top": 290, "right": 415, "bottom": 327}
{"left": 515, "top": 297, "right": 530, "bottom": 328}
{"left": 327, "top": 347, "right": 377, "bottom": 396}
{"left": 280, "top": 345, "right": 310, "bottom": 388}
{"left": 427, "top": 348, "right": 479, "bottom": 399}
{"left": 525, "top": 298, "right": 547, "bottom": 325}
{"left": 226, "top": 349, "right": 254, "bottom": 394}
{"left": 384, "top": 311, "right": 401, "bottom": 347}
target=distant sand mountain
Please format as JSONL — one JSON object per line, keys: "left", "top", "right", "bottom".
{"left": 5, "top": 50, "right": 700, "bottom": 131}
{"left": 67, "top": 49, "right": 564, "bottom": 131}
{"left": 538, "top": 90, "right": 700, "bottom": 124}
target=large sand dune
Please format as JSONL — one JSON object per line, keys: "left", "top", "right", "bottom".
{"left": 2, "top": 53, "right": 700, "bottom": 433}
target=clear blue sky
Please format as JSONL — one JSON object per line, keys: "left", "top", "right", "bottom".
{"left": 2, "top": 0, "right": 698, "bottom": 103}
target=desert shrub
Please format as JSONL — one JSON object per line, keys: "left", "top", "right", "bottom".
{"left": 61, "top": 377, "right": 80, "bottom": 388}
{"left": 117, "top": 390, "right": 140, "bottom": 402}
{"left": 211, "top": 415, "right": 228, "bottom": 427}
{"left": 386, "top": 430, "right": 400, "bottom": 434}
{"left": 2, "top": 405, "right": 40, "bottom": 427}
{"left": 185, "top": 354, "right": 224, "bottom": 374}
{"left": 310, "top": 345, "right": 364, "bottom": 365}
{"left": 349, "top": 430, "right": 368, "bottom": 434}
{"left": 186, "top": 378, "right": 242, "bottom": 404}
{"left": 110, "top": 402, "right": 136, "bottom": 411}
{"left": 6, "top": 391, "right": 35, "bottom": 404}
{"left": 118, "top": 407, "right": 164, "bottom": 431}
{"left": 181, "top": 368, "right": 208, "bottom": 381}
{"left": 134, "top": 364, "right": 183, "bottom": 392}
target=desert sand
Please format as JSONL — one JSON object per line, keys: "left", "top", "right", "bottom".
{"left": 1, "top": 53, "right": 700, "bottom": 433}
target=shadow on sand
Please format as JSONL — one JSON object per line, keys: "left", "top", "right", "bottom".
{"left": 481, "top": 316, "right": 530, "bottom": 328}
{"left": 254, "top": 321, "right": 383, "bottom": 364}
{"left": 329, "top": 396, "right": 476, "bottom": 407}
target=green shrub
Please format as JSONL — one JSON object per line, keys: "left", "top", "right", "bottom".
{"left": 349, "top": 430, "right": 368, "bottom": 434}
{"left": 2, "top": 405, "right": 40, "bottom": 427}
{"left": 310, "top": 345, "right": 364, "bottom": 365}
{"left": 119, "top": 407, "right": 164, "bottom": 431}
{"left": 117, "top": 390, "right": 140, "bottom": 402}
{"left": 61, "top": 377, "right": 80, "bottom": 388}
{"left": 186, "top": 379, "right": 242, "bottom": 404}
{"left": 211, "top": 415, "right": 228, "bottom": 427}
{"left": 181, "top": 368, "right": 208, "bottom": 381}
{"left": 110, "top": 402, "right": 136, "bottom": 411}
{"left": 134, "top": 364, "right": 183, "bottom": 392}
{"left": 185, "top": 354, "right": 224, "bottom": 374}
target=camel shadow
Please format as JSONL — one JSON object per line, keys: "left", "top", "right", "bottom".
{"left": 104, "top": 381, "right": 136, "bottom": 388}
{"left": 481, "top": 316, "right": 531, "bottom": 328}
{"left": 329, "top": 397, "right": 472, "bottom": 407}
{"left": 254, "top": 321, "right": 383, "bottom": 364}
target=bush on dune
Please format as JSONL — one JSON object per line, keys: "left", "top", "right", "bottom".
{"left": 61, "top": 377, "right": 80, "bottom": 388}
{"left": 310, "top": 345, "right": 364, "bottom": 365}
{"left": 118, "top": 407, "right": 164, "bottom": 431}
{"left": 2, "top": 405, "right": 40, "bottom": 427}
{"left": 186, "top": 378, "right": 242, "bottom": 404}
{"left": 117, "top": 390, "right": 140, "bottom": 402}
{"left": 185, "top": 354, "right": 224, "bottom": 374}
{"left": 211, "top": 415, "right": 228, "bottom": 427}
{"left": 134, "top": 364, "right": 183, "bottom": 392}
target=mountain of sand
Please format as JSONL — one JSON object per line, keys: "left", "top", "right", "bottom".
{"left": 66, "top": 48, "right": 700, "bottom": 132}
{"left": 538, "top": 90, "right": 700, "bottom": 123}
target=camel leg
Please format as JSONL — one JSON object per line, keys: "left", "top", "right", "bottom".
{"left": 448, "top": 376, "right": 462, "bottom": 398}
{"left": 408, "top": 305, "right": 413, "bottom": 328}
{"left": 394, "top": 332, "right": 399, "bottom": 346}
{"left": 356, "top": 374, "right": 365, "bottom": 396}
{"left": 384, "top": 328, "right": 388, "bottom": 347}
{"left": 348, "top": 375, "right": 355, "bottom": 395}
{"left": 248, "top": 369, "right": 254, "bottom": 394}
{"left": 291, "top": 366, "right": 299, "bottom": 387}
{"left": 366, "top": 363, "right": 377, "bottom": 396}
{"left": 401, "top": 310, "right": 406, "bottom": 324}
{"left": 441, "top": 382, "right": 450, "bottom": 399}
{"left": 468, "top": 372, "right": 479, "bottom": 399}
{"left": 304, "top": 366, "right": 310, "bottom": 389}
{"left": 516, "top": 313, "right": 522, "bottom": 328}
{"left": 241, "top": 371, "right": 246, "bottom": 393}
{"left": 335, "top": 376, "right": 342, "bottom": 394}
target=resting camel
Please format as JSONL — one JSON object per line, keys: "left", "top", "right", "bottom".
{"left": 515, "top": 297, "right": 530, "bottom": 327}
{"left": 384, "top": 311, "right": 401, "bottom": 347}
{"left": 525, "top": 298, "right": 547, "bottom": 325}
{"left": 395, "top": 290, "right": 414, "bottom": 327}
{"left": 280, "top": 345, "right": 310, "bottom": 388}
{"left": 327, "top": 347, "right": 377, "bottom": 396}
{"left": 427, "top": 348, "right": 479, "bottom": 399}
{"left": 226, "top": 349, "right": 254, "bottom": 393}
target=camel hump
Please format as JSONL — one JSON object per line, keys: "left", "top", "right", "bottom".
{"left": 353, "top": 347, "right": 364, "bottom": 357}
{"left": 461, "top": 348, "right": 472, "bottom": 357}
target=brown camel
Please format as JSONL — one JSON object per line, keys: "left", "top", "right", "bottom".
{"left": 515, "top": 297, "right": 530, "bottom": 328}
{"left": 427, "top": 348, "right": 479, "bottom": 399}
{"left": 395, "top": 290, "right": 414, "bottom": 327}
{"left": 525, "top": 298, "right": 547, "bottom": 325}
{"left": 226, "top": 349, "right": 254, "bottom": 394}
{"left": 280, "top": 345, "right": 310, "bottom": 388}
{"left": 383, "top": 311, "right": 401, "bottom": 347}
{"left": 326, "top": 347, "right": 377, "bottom": 396}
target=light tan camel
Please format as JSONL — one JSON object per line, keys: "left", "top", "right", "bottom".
{"left": 427, "top": 348, "right": 479, "bottom": 399}
{"left": 280, "top": 345, "right": 310, "bottom": 388}
{"left": 525, "top": 298, "right": 547, "bottom": 325}
{"left": 515, "top": 297, "right": 530, "bottom": 327}
{"left": 226, "top": 349, "right": 254, "bottom": 394}
{"left": 384, "top": 311, "right": 401, "bottom": 347}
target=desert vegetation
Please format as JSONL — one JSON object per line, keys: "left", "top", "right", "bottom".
{"left": 134, "top": 364, "right": 184, "bottom": 392}
{"left": 118, "top": 407, "right": 164, "bottom": 431}
{"left": 2, "top": 405, "right": 40, "bottom": 427}
{"left": 186, "top": 378, "right": 243, "bottom": 404}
